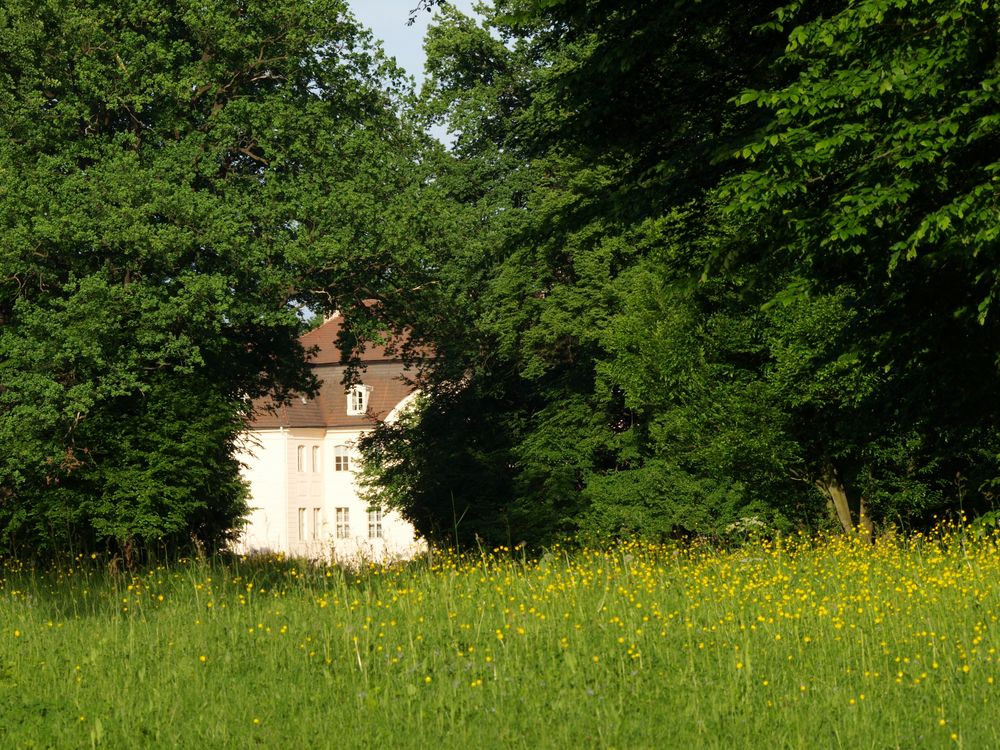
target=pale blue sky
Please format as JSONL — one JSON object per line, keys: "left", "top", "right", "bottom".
{"left": 348, "top": 0, "right": 479, "bottom": 86}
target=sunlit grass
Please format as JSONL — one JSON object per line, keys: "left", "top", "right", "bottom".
{"left": 2, "top": 524, "right": 998, "bottom": 748}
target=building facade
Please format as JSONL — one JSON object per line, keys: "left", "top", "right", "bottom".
{"left": 235, "top": 315, "right": 421, "bottom": 561}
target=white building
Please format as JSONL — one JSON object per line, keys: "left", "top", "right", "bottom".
{"left": 235, "top": 314, "right": 422, "bottom": 561}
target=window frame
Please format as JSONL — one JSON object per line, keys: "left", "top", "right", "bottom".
{"left": 333, "top": 445, "right": 351, "bottom": 472}
{"left": 335, "top": 507, "right": 350, "bottom": 539}
{"left": 367, "top": 508, "right": 383, "bottom": 539}
{"left": 346, "top": 384, "right": 371, "bottom": 416}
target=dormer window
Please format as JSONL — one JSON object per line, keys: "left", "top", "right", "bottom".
{"left": 346, "top": 384, "right": 371, "bottom": 416}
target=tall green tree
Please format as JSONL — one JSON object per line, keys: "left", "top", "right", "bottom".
{"left": 363, "top": 0, "right": 1000, "bottom": 545}
{"left": 361, "top": 0, "right": 804, "bottom": 545}
{"left": 359, "top": 5, "right": 549, "bottom": 546}
{"left": 711, "top": 0, "right": 1000, "bottom": 530}
{"left": 0, "top": 0, "right": 428, "bottom": 555}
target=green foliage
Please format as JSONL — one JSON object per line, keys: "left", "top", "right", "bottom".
{"left": 593, "top": 260, "right": 810, "bottom": 538}
{"left": 0, "top": 0, "right": 426, "bottom": 555}
{"left": 360, "top": 0, "right": 1000, "bottom": 544}
{"left": 359, "top": 387, "right": 519, "bottom": 547}
{"left": 725, "top": 0, "right": 999, "bottom": 295}
{"left": 362, "top": 0, "right": 801, "bottom": 543}
{"left": 713, "top": 0, "right": 1000, "bottom": 525}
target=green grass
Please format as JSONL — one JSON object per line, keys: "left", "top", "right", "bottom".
{"left": 2, "top": 531, "right": 999, "bottom": 748}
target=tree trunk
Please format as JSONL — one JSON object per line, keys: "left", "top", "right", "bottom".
{"left": 816, "top": 463, "right": 853, "bottom": 535}
{"left": 858, "top": 495, "right": 874, "bottom": 542}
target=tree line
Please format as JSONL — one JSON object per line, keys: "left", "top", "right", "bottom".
{"left": 1, "top": 0, "right": 997, "bottom": 555}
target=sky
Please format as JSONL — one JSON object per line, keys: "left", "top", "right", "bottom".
{"left": 347, "top": 0, "right": 479, "bottom": 87}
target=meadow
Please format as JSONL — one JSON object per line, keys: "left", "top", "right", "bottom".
{"left": 2, "top": 526, "right": 998, "bottom": 749}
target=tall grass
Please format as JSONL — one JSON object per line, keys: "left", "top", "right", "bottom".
{"left": 2, "top": 527, "right": 998, "bottom": 748}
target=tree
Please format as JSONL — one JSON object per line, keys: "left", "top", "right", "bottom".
{"left": 360, "top": 0, "right": 804, "bottom": 545}
{"left": 362, "top": 0, "right": 1000, "bottom": 545}
{"left": 713, "top": 0, "right": 1000, "bottom": 530}
{"left": 0, "top": 0, "right": 427, "bottom": 556}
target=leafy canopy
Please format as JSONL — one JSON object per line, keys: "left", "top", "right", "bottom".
{"left": 0, "top": 0, "right": 429, "bottom": 555}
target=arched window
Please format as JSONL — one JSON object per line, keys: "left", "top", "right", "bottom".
{"left": 311, "top": 445, "right": 320, "bottom": 472}
{"left": 296, "top": 445, "right": 305, "bottom": 472}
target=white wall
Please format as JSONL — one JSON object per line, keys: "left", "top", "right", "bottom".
{"left": 237, "top": 426, "right": 422, "bottom": 561}
{"left": 286, "top": 429, "right": 326, "bottom": 557}
{"left": 235, "top": 429, "right": 288, "bottom": 553}
{"left": 321, "top": 428, "right": 423, "bottom": 563}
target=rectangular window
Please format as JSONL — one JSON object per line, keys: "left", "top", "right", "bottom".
{"left": 312, "top": 445, "right": 320, "bottom": 473}
{"left": 346, "top": 385, "right": 370, "bottom": 416}
{"left": 297, "top": 507, "right": 306, "bottom": 540}
{"left": 296, "top": 445, "right": 305, "bottom": 472}
{"left": 367, "top": 508, "right": 383, "bottom": 539}
{"left": 335, "top": 507, "right": 350, "bottom": 539}
{"left": 312, "top": 508, "right": 321, "bottom": 540}
{"left": 334, "top": 445, "right": 351, "bottom": 472}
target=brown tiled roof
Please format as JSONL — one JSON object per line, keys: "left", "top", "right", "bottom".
{"left": 251, "top": 315, "right": 415, "bottom": 429}
{"left": 299, "top": 314, "right": 399, "bottom": 365}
